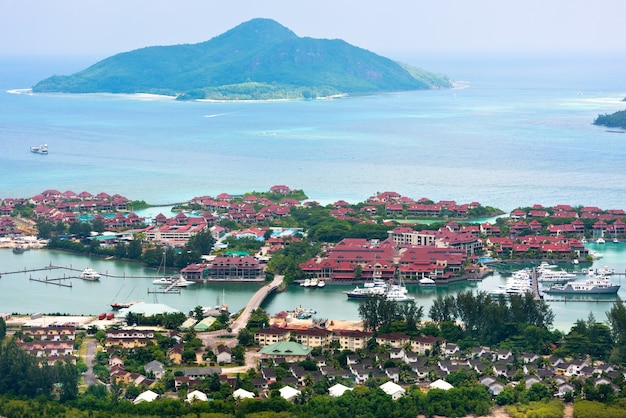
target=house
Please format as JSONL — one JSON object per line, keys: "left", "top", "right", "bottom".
{"left": 233, "top": 388, "right": 255, "bottom": 399}
{"left": 379, "top": 381, "right": 406, "bottom": 400}
{"left": 254, "top": 326, "right": 291, "bottom": 346}
{"left": 133, "top": 390, "right": 159, "bottom": 404}
{"left": 144, "top": 360, "right": 165, "bottom": 380}
{"left": 293, "top": 328, "right": 333, "bottom": 347}
{"left": 486, "top": 381, "right": 504, "bottom": 395}
{"left": 168, "top": 344, "right": 184, "bottom": 365}
{"left": 216, "top": 345, "right": 232, "bottom": 364}
{"left": 430, "top": 379, "right": 453, "bottom": 391}
{"left": 328, "top": 383, "right": 353, "bottom": 397}
{"left": 556, "top": 383, "right": 575, "bottom": 398}
{"left": 259, "top": 341, "right": 312, "bottom": 362}
{"left": 279, "top": 385, "right": 300, "bottom": 401}
{"left": 186, "top": 390, "right": 209, "bottom": 402}
{"left": 335, "top": 329, "right": 373, "bottom": 351}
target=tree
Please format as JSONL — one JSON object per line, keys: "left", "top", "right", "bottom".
{"left": 606, "top": 300, "right": 626, "bottom": 363}
{"left": 128, "top": 237, "right": 143, "bottom": 259}
{"left": 0, "top": 317, "right": 5, "bottom": 340}
{"left": 238, "top": 328, "right": 254, "bottom": 346}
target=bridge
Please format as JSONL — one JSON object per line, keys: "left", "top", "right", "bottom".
{"left": 230, "top": 274, "right": 283, "bottom": 334}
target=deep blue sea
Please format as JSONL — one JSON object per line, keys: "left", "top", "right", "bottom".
{"left": 1, "top": 54, "right": 626, "bottom": 330}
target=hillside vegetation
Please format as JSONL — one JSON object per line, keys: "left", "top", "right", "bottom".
{"left": 32, "top": 18, "right": 451, "bottom": 100}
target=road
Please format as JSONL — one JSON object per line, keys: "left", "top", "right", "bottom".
{"left": 83, "top": 340, "right": 98, "bottom": 386}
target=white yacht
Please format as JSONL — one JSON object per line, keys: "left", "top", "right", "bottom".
{"left": 153, "top": 276, "right": 175, "bottom": 286}
{"left": 79, "top": 268, "right": 101, "bottom": 281}
{"left": 317, "top": 280, "right": 326, "bottom": 288}
{"left": 596, "top": 237, "right": 606, "bottom": 244}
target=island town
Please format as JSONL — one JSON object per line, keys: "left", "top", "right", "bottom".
{"left": 1, "top": 185, "right": 626, "bottom": 417}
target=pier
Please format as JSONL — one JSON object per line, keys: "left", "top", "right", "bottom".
{"left": 147, "top": 284, "right": 181, "bottom": 294}
{"left": 29, "top": 275, "right": 73, "bottom": 288}
{"left": 531, "top": 268, "right": 541, "bottom": 300}
{"left": 1, "top": 264, "right": 165, "bottom": 280}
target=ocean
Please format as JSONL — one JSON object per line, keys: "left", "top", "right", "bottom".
{"left": 1, "top": 54, "right": 626, "bottom": 330}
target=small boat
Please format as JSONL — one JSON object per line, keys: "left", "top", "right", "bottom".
{"left": 309, "top": 277, "right": 319, "bottom": 287}
{"left": 30, "top": 144, "right": 48, "bottom": 154}
{"left": 79, "top": 268, "right": 101, "bottom": 281}
{"left": 110, "top": 301, "right": 135, "bottom": 310}
{"left": 596, "top": 237, "right": 606, "bottom": 244}
{"left": 301, "top": 278, "right": 311, "bottom": 287}
{"left": 613, "top": 238, "right": 619, "bottom": 243}
{"left": 317, "top": 280, "right": 326, "bottom": 288}
{"left": 12, "top": 245, "right": 26, "bottom": 254}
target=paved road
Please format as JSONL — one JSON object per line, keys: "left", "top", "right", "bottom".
{"left": 83, "top": 340, "right": 98, "bottom": 386}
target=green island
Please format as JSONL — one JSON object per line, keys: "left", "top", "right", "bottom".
{"left": 31, "top": 19, "right": 450, "bottom": 101}
{"left": 594, "top": 97, "right": 626, "bottom": 130}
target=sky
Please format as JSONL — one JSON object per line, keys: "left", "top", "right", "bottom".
{"left": 2, "top": 0, "right": 625, "bottom": 63}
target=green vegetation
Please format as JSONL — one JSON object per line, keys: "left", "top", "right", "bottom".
{"left": 32, "top": 18, "right": 450, "bottom": 100}
{"left": 594, "top": 109, "right": 626, "bottom": 129}
{"left": 575, "top": 399, "right": 626, "bottom": 418}
{"left": 0, "top": 340, "right": 78, "bottom": 401}
{"left": 429, "top": 291, "right": 555, "bottom": 350}
{"left": 506, "top": 399, "right": 564, "bottom": 418}
{"left": 358, "top": 296, "right": 424, "bottom": 334}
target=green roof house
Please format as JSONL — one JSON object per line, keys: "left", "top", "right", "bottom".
{"left": 259, "top": 341, "right": 312, "bottom": 362}
{"left": 193, "top": 317, "right": 216, "bottom": 332}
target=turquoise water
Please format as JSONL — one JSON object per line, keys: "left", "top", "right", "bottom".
{"left": 2, "top": 56, "right": 626, "bottom": 211}
{"left": 2, "top": 55, "right": 626, "bottom": 330}
{"left": 1, "top": 245, "right": 624, "bottom": 331}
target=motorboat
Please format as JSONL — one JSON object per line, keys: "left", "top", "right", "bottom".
{"left": 596, "top": 237, "right": 606, "bottom": 244}
{"left": 30, "top": 144, "right": 48, "bottom": 154}
{"left": 79, "top": 268, "right": 101, "bottom": 281}
{"left": 317, "top": 280, "right": 326, "bottom": 288}
{"left": 300, "top": 278, "right": 311, "bottom": 287}
{"left": 344, "top": 284, "right": 386, "bottom": 299}
{"left": 309, "top": 277, "right": 319, "bottom": 287}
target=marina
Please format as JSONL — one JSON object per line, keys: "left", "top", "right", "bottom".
{"left": 1, "top": 241, "right": 626, "bottom": 331}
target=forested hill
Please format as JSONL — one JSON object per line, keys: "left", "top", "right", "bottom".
{"left": 594, "top": 99, "right": 626, "bottom": 129}
{"left": 32, "top": 18, "right": 451, "bottom": 100}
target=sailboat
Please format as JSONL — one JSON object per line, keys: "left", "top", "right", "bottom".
{"left": 110, "top": 284, "right": 138, "bottom": 310}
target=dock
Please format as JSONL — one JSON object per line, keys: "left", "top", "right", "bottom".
{"left": 531, "top": 268, "right": 541, "bottom": 300}
{"left": 29, "top": 275, "right": 73, "bottom": 288}
{"left": 147, "top": 285, "right": 181, "bottom": 294}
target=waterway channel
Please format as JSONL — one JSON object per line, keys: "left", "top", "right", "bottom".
{"left": 1, "top": 242, "right": 625, "bottom": 332}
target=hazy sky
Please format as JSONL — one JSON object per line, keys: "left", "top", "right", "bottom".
{"left": 2, "top": 0, "right": 625, "bottom": 61}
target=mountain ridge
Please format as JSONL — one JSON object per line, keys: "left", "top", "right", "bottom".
{"left": 32, "top": 18, "right": 451, "bottom": 100}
